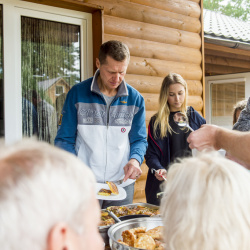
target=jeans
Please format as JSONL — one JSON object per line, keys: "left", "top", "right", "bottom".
{"left": 99, "top": 182, "right": 135, "bottom": 209}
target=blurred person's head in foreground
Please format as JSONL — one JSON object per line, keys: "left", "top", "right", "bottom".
{"left": 232, "top": 99, "right": 247, "bottom": 125}
{"left": 160, "top": 151, "right": 250, "bottom": 250}
{"left": 0, "top": 139, "right": 103, "bottom": 250}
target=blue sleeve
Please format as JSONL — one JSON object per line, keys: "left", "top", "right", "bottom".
{"left": 129, "top": 97, "right": 148, "bottom": 165}
{"left": 54, "top": 88, "right": 77, "bottom": 155}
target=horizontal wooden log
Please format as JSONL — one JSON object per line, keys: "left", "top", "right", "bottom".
{"left": 124, "top": 0, "right": 201, "bottom": 18}
{"left": 205, "top": 63, "right": 248, "bottom": 76}
{"left": 146, "top": 111, "right": 156, "bottom": 127}
{"left": 143, "top": 93, "right": 203, "bottom": 112}
{"left": 142, "top": 93, "right": 159, "bottom": 111}
{"left": 187, "top": 95, "right": 203, "bottom": 111}
{"left": 125, "top": 74, "right": 203, "bottom": 96}
{"left": 205, "top": 49, "right": 250, "bottom": 62}
{"left": 104, "top": 34, "right": 202, "bottom": 64}
{"left": 205, "top": 43, "right": 250, "bottom": 57}
{"left": 127, "top": 56, "right": 202, "bottom": 80}
{"left": 85, "top": 0, "right": 201, "bottom": 33}
{"left": 205, "top": 55, "right": 250, "bottom": 69}
{"left": 104, "top": 15, "right": 201, "bottom": 49}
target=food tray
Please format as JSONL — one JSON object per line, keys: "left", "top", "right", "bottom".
{"left": 108, "top": 217, "right": 163, "bottom": 250}
{"left": 99, "top": 203, "right": 160, "bottom": 246}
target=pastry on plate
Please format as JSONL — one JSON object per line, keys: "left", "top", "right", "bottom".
{"left": 98, "top": 188, "right": 112, "bottom": 196}
{"left": 106, "top": 181, "right": 119, "bottom": 195}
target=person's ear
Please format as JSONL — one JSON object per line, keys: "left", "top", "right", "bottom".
{"left": 47, "top": 223, "right": 71, "bottom": 250}
{"left": 96, "top": 58, "right": 100, "bottom": 69}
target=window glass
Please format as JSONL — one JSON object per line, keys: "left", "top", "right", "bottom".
{"left": 0, "top": 5, "right": 3, "bottom": 137}
{"left": 21, "top": 17, "right": 80, "bottom": 144}
{"left": 211, "top": 81, "right": 245, "bottom": 128}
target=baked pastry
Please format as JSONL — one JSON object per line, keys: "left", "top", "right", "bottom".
{"left": 106, "top": 181, "right": 119, "bottom": 195}
{"left": 145, "top": 226, "right": 163, "bottom": 240}
{"left": 134, "top": 234, "right": 156, "bottom": 249}
{"left": 98, "top": 188, "right": 112, "bottom": 196}
{"left": 122, "top": 227, "right": 146, "bottom": 246}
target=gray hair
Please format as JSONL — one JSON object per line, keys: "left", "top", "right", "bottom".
{"left": 0, "top": 139, "right": 96, "bottom": 250}
{"left": 160, "top": 151, "right": 250, "bottom": 250}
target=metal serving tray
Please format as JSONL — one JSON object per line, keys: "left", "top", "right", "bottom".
{"left": 108, "top": 217, "right": 163, "bottom": 250}
{"left": 99, "top": 203, "right": 160, "bottom": 246}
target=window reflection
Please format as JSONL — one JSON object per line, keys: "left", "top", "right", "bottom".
{"left": 0, "top": 5, "right": 3, "bottom": 137}
{"left": 21, "top": 17, "right": 80, "bottom": 144}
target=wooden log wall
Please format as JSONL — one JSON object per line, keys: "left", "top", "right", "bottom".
{"left": 205, "top": 43, "right": 250, "bottom": 76}
{"left": 82, "top": 0, "right": 203, "bottom": 203}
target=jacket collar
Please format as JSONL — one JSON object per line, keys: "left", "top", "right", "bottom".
{"left": 90, "top": 69, "right": 128, "bottom": 97}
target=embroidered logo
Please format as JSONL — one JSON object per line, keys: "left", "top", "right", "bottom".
{"left": 120, "top": 101, "right": 127, "bottom": 104}
{"left": 121, "top": 128, "right": 126, "bottom": 133}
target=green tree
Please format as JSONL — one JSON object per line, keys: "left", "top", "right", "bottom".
{"left": 203, "top": 0, "right": 250, "bottom": 21}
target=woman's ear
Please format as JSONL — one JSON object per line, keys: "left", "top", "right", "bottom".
{"left": 47, "top": 223, "right": 70, "bottom": 250}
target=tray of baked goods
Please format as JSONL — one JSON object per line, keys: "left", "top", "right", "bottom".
{"left": 99, "top": 203, "right": 160, "bottom": 246}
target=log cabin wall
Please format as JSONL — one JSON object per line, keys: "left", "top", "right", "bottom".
{"left": 25, "top": 0, "right": 204, "bottom": 203}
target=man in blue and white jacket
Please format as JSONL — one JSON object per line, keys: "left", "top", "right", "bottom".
{"left": 55, "top": 40, "right": 147, "bottom": 208}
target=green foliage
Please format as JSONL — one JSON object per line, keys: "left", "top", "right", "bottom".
{"left": 203, "top": 0, "right": 250, "bottom": 21}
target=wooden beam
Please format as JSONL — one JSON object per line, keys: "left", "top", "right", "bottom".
{"left": 104, "top": 15, "right": 201, "bottom": 49}
{"left": 205, "top": 63, "right": 248, "bottom": 75}
{"left": 85, "top": 0, "right": 201, "bottom": 33}
{"left": 205, "top": 49, "right": 250, "bottom": 62}
{"left": 205, "top": 55, "right": 250, "bottom": 69}
{"left": 124, "top": 0, "right": 201, "bottom": 18}
{"left": 104, "top": 34, "right": 202, "bottom": 64}
{"left": 23, "top": 0, "right": 103, "bottom": 13}
{"left": 92, "top": 10, "right": 104, "bottom": 71}
{"left": 205, "top": 43, "right": 250, "bottom": 57}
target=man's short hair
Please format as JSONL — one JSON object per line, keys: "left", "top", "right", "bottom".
{"left": 160, "top": 151, "right": 250, "bottom": 250}
{"left": 98, "top": 40, "right": 130, "bottom": 64}
{"left": 0, "top": 139, "right": 96, "bottom": 250}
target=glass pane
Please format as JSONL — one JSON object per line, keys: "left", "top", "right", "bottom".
{"left": 0, "top": 5, "right": 3, "bottom": 137}
{"left": 211, "top": 81, "right": 245, "bottom": 129}
{"left": 21, "top": 16, "right": 80, "bottom": 144}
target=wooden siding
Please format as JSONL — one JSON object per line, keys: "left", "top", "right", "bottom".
{"left": 25, "top": 0, "right": 203, "bottom": 203}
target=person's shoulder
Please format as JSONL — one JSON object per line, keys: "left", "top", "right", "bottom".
{"left": 70, "top": 77, "right": 93, "bottom": 91}
{"left": 126, "top": 82, "right": 143, "bottom": 97}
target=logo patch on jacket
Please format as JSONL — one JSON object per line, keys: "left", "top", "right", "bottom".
{"left": 120, "top": 101, "right": 127, "bottom": 104}
{"left": 121, "top": 128, "right": 126, "bottom": 133}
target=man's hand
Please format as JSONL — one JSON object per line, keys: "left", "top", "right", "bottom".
{"left": 187, "top": 124, "right": 219, "bottom": 151}
{"left": 123, "top": 159, "right": 142, "bottom": 182}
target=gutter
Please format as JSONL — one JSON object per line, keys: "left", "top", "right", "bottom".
{"left": 204, "top": 35, "right": 250, "bottom": 51}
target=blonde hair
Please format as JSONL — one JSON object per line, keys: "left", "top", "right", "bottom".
{"left": 154, "top": 73, "right": 188, "bottom": 138}
{"left": 160, "top": 152, "right": 250, "bottom": 250}
{"left": 0, "top": 139, "right": 96, "bottom": 250}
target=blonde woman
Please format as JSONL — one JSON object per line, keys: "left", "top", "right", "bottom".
{"left": 160, "top": 152, "right": 250, "bottom": 250}
{"left": 145, "top": 73, "right": 205, "bottom": 205}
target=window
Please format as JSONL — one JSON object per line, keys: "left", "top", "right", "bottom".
{"left": 0, "top": 5, "right": 3, "bottom": 137}
{"left": 205, "top": 75, "right": 250, "bottom": 129}
{"left": 56, "top": 86, "right": 64, "bottom": 96}
{"left": 2, "top": 0, "right": 92, "bottom": 144}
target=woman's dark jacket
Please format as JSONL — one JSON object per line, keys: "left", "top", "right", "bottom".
{"left": 145, "top": 106, "right": 206, "bottom": 205}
